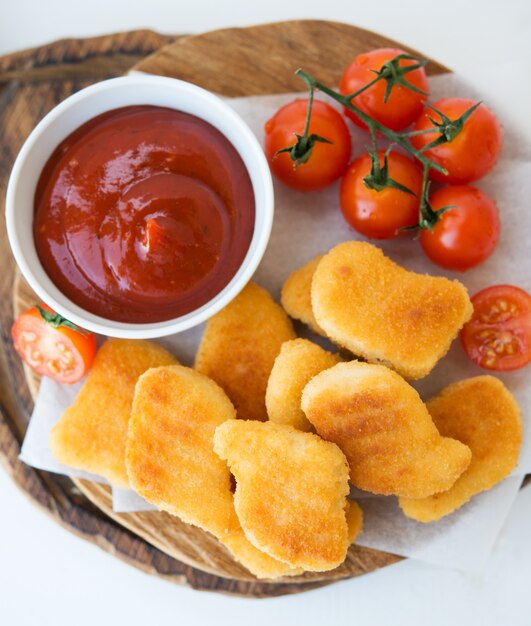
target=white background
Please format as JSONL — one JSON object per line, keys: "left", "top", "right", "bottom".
{"left": 1, "top": 1, "right": 530, "bottom": 624}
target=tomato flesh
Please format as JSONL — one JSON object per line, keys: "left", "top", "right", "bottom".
{"left": 460, "top": 285, "right": 531, "bottom": 371}
{"left": 12, "top": 305, "right": 96, "bottom": 383}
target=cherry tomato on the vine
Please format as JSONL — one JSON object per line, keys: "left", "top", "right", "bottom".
{"left": 339, "top": 48, "right": 429, "bottom": 131}
{"left": 12, "top": 304, "right": 96, "bottom": 383}
{"left": 339, "top": 150, "right": 422, "bottom": 239}
{"left": 419, "top": 185, "right": 500, "bottom": 271}
{"left": 264, "top": 99, "right": 351, "bottom": 191}
{"left": 460, "top": 285, "right": 531, "bottom": 371}
{"left": 411, "top": 98, "right": 501, "bottom": 184}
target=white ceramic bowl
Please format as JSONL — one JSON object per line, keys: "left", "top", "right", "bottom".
{"left": 6, "top": 75, "right": 273, "bottom": 338}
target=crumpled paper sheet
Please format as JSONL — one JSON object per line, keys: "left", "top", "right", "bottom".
{"left": 20, "top": 72, "right": 531, "bottom": 572}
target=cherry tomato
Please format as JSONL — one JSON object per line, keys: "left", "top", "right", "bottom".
{"left": 420, "top": 185, "right": 500, "bottom": 271}
{"left": 460, "top": 285, "right": 531, "bottom": 371}
{"left": 264, "top": 99, "right": 351, "bottom": 191}
{"left": 411, "top": 98, "right": 501, "bottom": 184}
{"left": 12, "top": 304, "right": 96, "bottom": 383}
{"left": 339, "top": 150, "right": 422, "bottom": 239}
{"left": 339, "top": 48, "right": 429, "bottom": 131}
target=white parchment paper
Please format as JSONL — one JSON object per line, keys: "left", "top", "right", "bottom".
{"left": 20, "top": 72, "right": 531, "bottom": 572}
{"left": 20, "top": 377, "right": 106, "bottom": 484}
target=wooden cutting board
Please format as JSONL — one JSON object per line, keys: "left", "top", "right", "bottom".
{"left": 1, "top": 21, "right": 451, "bottom": 597}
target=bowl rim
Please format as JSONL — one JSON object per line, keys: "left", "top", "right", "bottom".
{"left": 6, "top": 74, "right": 274, "bottom": 338}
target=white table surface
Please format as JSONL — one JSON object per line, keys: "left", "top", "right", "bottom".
{"left": 1, "top": 1, "right": 530, "bottom": 624}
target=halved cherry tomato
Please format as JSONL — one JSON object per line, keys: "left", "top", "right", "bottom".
{"left": 264, "top": 99, "right": 351, "bottom": 191}
{"left": 420, "top": 185, "right": 500, "bottom": 271}
{"left": 12, "top": 304, "right": 96, "bottom": 383}
{"left": 411, "top": 98, "right": 501, "bottom": 184}
{"left": 460, "top": 285, "right": 531, "bottom": 371}
{"left": 339, "top": 48, "right": 429, "bottom": 131}
{"left": 339, "top": 150, "right": 422, "bottom": 239}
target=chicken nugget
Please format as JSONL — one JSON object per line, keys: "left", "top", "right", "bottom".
{"left": 126, "top": 365, "right": 296, "bottom": 579}
{"left": 266, "top": 338, "right": 341, "bottom": 432}
{"left": 311, "top": 242, "right": 473, "bottom": 379}
{"left": 301, "top": 361, "right": 472, "bottom": 498}
{"left": 222, "top": 531, "right": 302, "bottom": 578}
{"left": 399, "top": 376, "right": 522, "bottom": 522}
{"left": 214, "top": 420, "right": 351, "bottom": 571}
{"left": 126, "top": 365, "right": 238, "bottom": 536}
{"left": 345, "top": 500, "right": 364, "bottom": 544}
{"left": 50, "top": 339, "right": 176, "bottom": 487}
{"left": 281, "top": 255, "right": 324, "bottom": 335}
{"left": 195, "top": 282, "right": 295, "bottom": 421}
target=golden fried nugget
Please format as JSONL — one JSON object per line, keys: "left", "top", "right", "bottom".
{"left": 266, "top": 338, "right": 341, "bottom": 432}
{"left": 126, "top": 365, "right": 238, "bottom": 536}
{"left": 311, "top": 242, "right": 473, "bottom": 379}
{"left": 345, "top": 500, "right": 364, "bottom": 544}
{"left": 195, "top": 282, "right": 295, "bottom": 421}
{"left": 126, "top": 365, "right": 295, "bottom": 579}
{"left": 214, "top": 420, "right": 351, "bottom": 571}
{"left": 222, "top": 531, "right": 302, "bottom": 578}
{"left": 399, "top": 376, "right": 522, "bottom": 522}
{"left": 50, "top": 339, "right": 176, "bottom": 487}
{"left": 281, "top": 255, "right": 324, "bottom": 335}
{"left": 301, "top": 362, "right": 472, "bottom": 498}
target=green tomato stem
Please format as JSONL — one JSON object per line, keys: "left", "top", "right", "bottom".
{"left": 295, "top": 69, "right": 447, "bottom": 176}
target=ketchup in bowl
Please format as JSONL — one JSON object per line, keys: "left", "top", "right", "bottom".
{"left": 33, "top": 105, "right": 255, "bottom": 323}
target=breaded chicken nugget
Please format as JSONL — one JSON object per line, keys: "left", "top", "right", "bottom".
{"left": 50, "top": 339, "right": 176, "bottom": 487}
{"left": 281, "top": 255, "right": 324, "bottom": 335}
{"left": 126, "top": 365, "right": 238, "bottom": 536}
{"left": 301, "top": 362, "right": 472, "bottom": 498}
{"left": 345, "top": 500, "right": 364, "bottom": 544}
{"left": 126, "top": 365, "right": 296, "bottom": 579}
{"left": 214, "top": 420, "right": 351, "bottom": 571}
{"left": 266, "top": 338, "right": 341, "bottom": 432}
{"left": 399, "top": 376, "right": 522, "bottom": 522}
{"left": 311, "top": 242, "right": 473, "bottom": 379}
{"left": 222, "top": 531, "right": 302, "bottom": 578}
{"left": 195, "top": 282, "right": 295, "bottom": 421}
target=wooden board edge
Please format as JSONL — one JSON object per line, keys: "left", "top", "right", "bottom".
{"left": 0, "top": 20, "right": 470, "bottom": 596}
{"left": 134, "top": 19, "right": 449, "bottom": 97}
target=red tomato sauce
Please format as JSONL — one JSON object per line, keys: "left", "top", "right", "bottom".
{"left": 34, "top": 106, "right": 255, "bottom": 323}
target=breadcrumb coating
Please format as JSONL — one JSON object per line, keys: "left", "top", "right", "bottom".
{"left": 399, "top": 376, "right": 522, "bottom": 522}
{"left": 214, "top": 420, "right": 352, "bottom": 571}
{"left": 281, "top": 255, "right": 324, "bottom": 335}
{"left": 195, "top": 282, "right": 295, "bottom": 421}
{"left": 301, "top": 361, "right": 472, "bottom": 498}
{"left": 266, "top": 338, "right": 341, "bottom": 432}
{"left": 50, "top": 339, "right": 176, "bottom": 487}
{"left": 311, "top": 242, "right": 473, "bottom": 379}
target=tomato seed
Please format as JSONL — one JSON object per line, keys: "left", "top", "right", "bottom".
{"left": 47, "top": 360, "right": 60, "bottom": 374}
{"left": 59, "top": 351, "right": 74, "bottom": 366}
{"left": 21, "top": 331, "right": 37, "bottom": 342}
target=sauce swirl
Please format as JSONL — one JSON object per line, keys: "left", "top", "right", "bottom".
{"left": 34, "top": 105, "right": 255, "bottom": 323}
